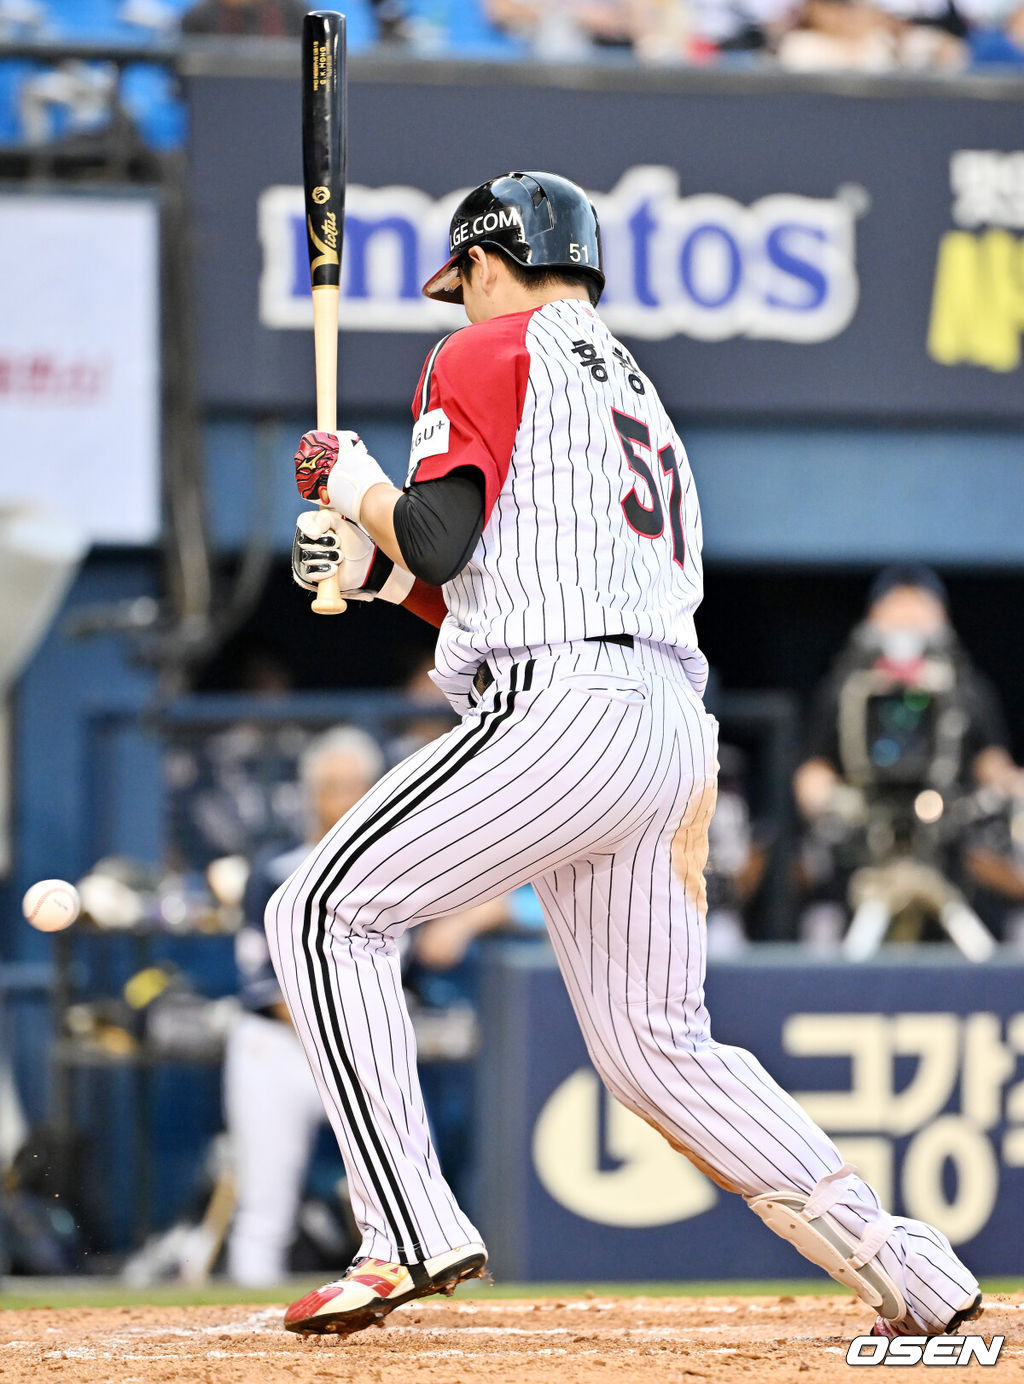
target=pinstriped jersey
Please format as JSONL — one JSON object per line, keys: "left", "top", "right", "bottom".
{"left": 407, "top": 298, "right": 708, "bottom": 703}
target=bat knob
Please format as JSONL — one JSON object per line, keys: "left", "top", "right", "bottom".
{"left": 311, "top": 571, "right": 348, "bottom": 615}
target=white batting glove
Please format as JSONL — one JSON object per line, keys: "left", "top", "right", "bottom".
{"left": 292, "top": 508, "right": 372, "bottom": 596}
{"left": 293, "top": 429, "right": 391, "bottom": 525}
{"left": 291, "top": 508, "right": 414, "bottom": 604}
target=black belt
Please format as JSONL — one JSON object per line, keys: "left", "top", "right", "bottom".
{"left": 471, "top": 634, "right": 633, "bottom": 697}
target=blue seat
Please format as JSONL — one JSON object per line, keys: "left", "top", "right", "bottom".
{"left": 121, "top": 62, "right": 185, "bottom": 146}
{"left": 339, "top": 0, "right": 376, "bottom": 50}
{"left": 45, "top": 0, "right": 125, "bottom": 40}
{"left": 0, "top": 63, "right": 31, "bottom": 143}
{"left": 403, "top": 0, "right": 524, "bottom": 55}
{"left": 443, "top": 0, "right": 525, "bottom": 55}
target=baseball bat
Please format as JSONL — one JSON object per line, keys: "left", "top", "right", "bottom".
{"left": 302, "top": 9, "right": 347, "bottom": 615}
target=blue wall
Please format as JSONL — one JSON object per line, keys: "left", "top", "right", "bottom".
{"left": 205, "top": 415, "right": 1024, "bottom": 568}
{"left": 689, "top": 426, "right": 1024, "bottom": 567}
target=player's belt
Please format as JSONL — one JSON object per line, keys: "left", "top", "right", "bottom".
{"left": 471, "top": 635, "right": 634, "bottom": 697}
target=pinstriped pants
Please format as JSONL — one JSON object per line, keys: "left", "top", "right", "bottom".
{"left": 264, "top": 640, "right": 976, "bottom": 1329}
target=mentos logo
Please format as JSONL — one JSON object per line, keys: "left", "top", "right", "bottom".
{"left": 259, "top": 165, "right": 860, "bottom": 343}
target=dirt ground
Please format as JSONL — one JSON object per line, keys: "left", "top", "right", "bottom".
{"left": 2, "top": 1294, "right": 1022, "bottom": 1384}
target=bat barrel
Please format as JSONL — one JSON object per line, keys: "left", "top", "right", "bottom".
{"left": 302, "top": 10, "right": 347, "bottom": 292}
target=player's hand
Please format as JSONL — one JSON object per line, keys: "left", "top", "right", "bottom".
{"left": 291, "top": 508, "right": 415, "bottom": 605}
{"left": 291, "top": 508, "right": 376, "bottom": 597}
{"left": 294, "top": 429, "right": 391, "bottom": 524}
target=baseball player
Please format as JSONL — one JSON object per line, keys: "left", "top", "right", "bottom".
{"left": 266, "top": 172, "right": 981, "bottom": 1340}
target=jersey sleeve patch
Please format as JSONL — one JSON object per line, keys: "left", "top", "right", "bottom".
{"left": 406, "top": 407, "right": 451, "bottom": 486}
{"left": 408, "top": 310, "right": 534, "bottom": 523}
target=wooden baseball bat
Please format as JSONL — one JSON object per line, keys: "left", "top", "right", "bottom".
{"left": 302, "top": 9, "right": 347, "bottom": 615}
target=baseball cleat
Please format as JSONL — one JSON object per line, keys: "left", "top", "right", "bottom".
{"left": 284, "top": 1240, "right": 488, "bottom": 1335}
{"left": 872, "top": 1290, "right": 983, "bottom": 1339}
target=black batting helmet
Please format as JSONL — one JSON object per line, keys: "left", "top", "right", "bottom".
{"left": 422, "top": 171, "right": 605, "bottom": 305}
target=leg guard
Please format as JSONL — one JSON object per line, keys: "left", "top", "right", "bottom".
{"left": 747, "top": 1164, "right": 906, "bottom": 1320}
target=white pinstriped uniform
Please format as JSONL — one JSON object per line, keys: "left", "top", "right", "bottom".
{"left": 425, "top": 301, "right": 708, "bottom": 708}
{"left": 266, "top": 301, "right": 977, "bottom": 1330}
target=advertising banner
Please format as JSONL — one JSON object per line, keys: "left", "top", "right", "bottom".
{"left": 187, "top": 69, "right": 1024, "bottom": 420}
{"left": 477, "top": 945, "right": 1024, "bottom": 1280}
{"left": 0, "top": 194, "right": 160, "bottom": 545}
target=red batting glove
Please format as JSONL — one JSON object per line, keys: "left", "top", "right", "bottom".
{"left": 294, "top": 430, "right": 339, "bottom": 503}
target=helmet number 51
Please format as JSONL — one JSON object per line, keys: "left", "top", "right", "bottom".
{"left": 569, "top": 242, "right": 590, "bottom": 263}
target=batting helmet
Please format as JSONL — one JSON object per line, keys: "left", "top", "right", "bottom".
{"left": 422, "top": 171, "right": 605, "bottom": 305}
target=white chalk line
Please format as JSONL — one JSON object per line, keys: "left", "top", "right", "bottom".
{"left": 114, "top": 1307, "right": 282, "bottom": 1339}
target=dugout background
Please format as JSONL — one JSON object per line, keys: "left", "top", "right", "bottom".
{"left": 1, "top": 47, "right": 1023, "bottom": 1268}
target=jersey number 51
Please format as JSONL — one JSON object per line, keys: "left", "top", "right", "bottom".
{"left": 612, "top": 409, "right": 686, "bottom": 571}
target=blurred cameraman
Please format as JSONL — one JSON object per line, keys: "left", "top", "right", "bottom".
{"left": 794, "top": 566, "right": 1024, "bottom": 948}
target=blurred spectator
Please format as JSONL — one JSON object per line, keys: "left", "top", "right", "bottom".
{"left": 180, "top": 0, "right": 306, "bottom": 37}
{"left": 485, "top": 0, "right": 800, "bottom": 62}
{"left": 775, "top": 0, "right": 979, "bottom": 69}
{"left": 225, "top": 723, "right": 526, "bottom": 1285}
{"left": 961, "top": 0, "right": 1024, "bottom": 61}
{"left": 775, "top": 0, "right": 903, "bottom": 70}
{"left": 166, "top": 721, "right": 310, "bottom": 869}
{"left": 484, "top": 0, "right": 637, "bottom": 57}
{"left": 874, "top": 0, "right": 969, "bottom": 67}
{"left": 688, "top": 0, "right": 795, "bottom": 55}
{"left": 370, "top": 0, "right": 408, "bottom": 43}
{"left": 704, "top": 743, "right": 767, "bottom": 956}
{"left": 793, "top": 566, "right": 1024, "bottom": 948}
{"left": 164, "top": 649, "right": 308, "bottom": 870}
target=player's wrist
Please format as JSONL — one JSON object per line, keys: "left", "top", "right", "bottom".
{"left": 377, "top": 564, "right": 415, "bottom": 605}
{"left": 325, "top": 449, "right": 391, "bottom": 524}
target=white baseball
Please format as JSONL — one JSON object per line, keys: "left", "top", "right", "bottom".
{"left": 22, "top": 879, "right": 81, "bottom": 932}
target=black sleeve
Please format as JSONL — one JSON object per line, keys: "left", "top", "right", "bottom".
{"left": 960, "top": 664, "right": 1010, "bottom": 758}
{"left": 392, "top": 468, "right": 486, "bottom": 587}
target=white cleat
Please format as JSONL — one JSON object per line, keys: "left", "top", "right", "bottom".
{"left": 284, "top": 1240, "right": 488, "bottom": 1335}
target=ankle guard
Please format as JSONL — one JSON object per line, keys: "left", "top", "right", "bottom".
{"left": 747, "top": 1164, "right": 906, "bottom": 1320}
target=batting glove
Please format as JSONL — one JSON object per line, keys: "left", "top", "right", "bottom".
{"left": 291, "top": 509, "right": 414, "bottom": 604}
{"left": 294, "top": 429, "right": 390, "bottom": 524}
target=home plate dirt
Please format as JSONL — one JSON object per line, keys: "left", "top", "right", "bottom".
{"left": 2, "top": 1295, "right": 1021, "bottom": 1383}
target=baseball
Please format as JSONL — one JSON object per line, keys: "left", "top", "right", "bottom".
{"left": 22, "top": 879, "right": 81, "bottom": 932}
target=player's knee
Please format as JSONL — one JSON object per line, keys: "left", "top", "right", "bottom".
{"left": 265, "top": 870, "right": 366, "bottom": 948}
